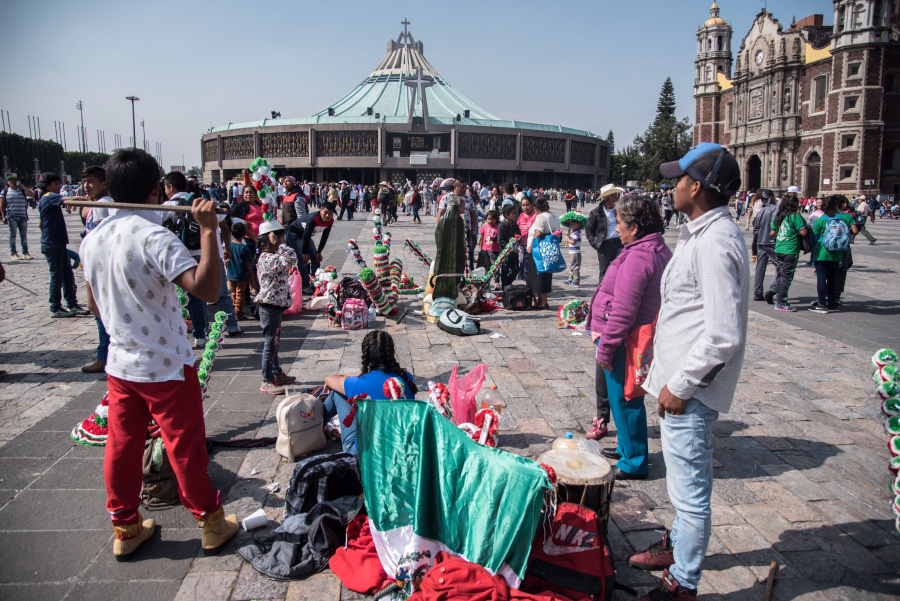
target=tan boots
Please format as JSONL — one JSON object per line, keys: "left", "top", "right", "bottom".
{"left": 197, "top": 506, "right": 240, "bottom": 555}
{"left": 112, "top": 507, "right": 237, "bottom": 561}
{"left": 113, "top": 517, "right": 156, "bottom": 562}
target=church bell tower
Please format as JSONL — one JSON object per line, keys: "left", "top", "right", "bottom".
{"left": 695, "top": 2, "right": 734, "bottom": 96}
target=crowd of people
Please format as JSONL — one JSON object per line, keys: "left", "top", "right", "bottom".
{"left": 2, "top": 140, "right": 897, "bottom": 599}
{"left": 742, "top": 185, "right": 873, "bottom": 314}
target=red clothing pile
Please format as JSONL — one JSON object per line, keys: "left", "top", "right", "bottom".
{"left": 409, "top": 553, "right": 574, "bottom": 601}
{"left": 330, "top": 518, "right": 572, "bottom": 601}
{"left": 329, "top": 516, "right": 392, "bottom": 594}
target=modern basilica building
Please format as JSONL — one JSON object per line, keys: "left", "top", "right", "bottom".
{"left": 200, "top": 22, "right": 609, "bottom": 189}
{"left": 693, "top": 1, "right": 900, "bottom": 198}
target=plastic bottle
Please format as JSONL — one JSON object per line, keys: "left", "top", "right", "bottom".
{"left": 481, "top": 385, "right": 503, "bottom": 414}
{"left": 575, "top": 437, "right": 601, "bottom": 456}
{"left": 367, "top": 304, "right": 376, "bottom": 328}
{"left": 551, "top": 432, "right": 601, "bottom": 455}
{"left": 552, "top": 432, "right": 579, "bottom": 450}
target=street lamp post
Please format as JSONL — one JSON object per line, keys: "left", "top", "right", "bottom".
{"left": 125, "top": 96, "right": 139, "bottom": 150}
{"left": 622, "top": 164, "right": 627, "bottom": 188}
{"left": 75, "top": 100, "right": 85, "bottom": 152}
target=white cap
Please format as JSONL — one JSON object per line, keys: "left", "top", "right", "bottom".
{"left": 787, "top": 186, "right": 800, "bottom": 194}
{"left": 258, "top": 220, "right": 285, "bottom": 236}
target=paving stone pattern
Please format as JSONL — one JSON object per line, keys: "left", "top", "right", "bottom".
{"left": 0, "top": 207, "right": 899, "bottom": 600}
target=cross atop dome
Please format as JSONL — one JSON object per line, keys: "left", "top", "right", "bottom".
{"left": 399, "top": 18, "right": 414, "bottom": 45}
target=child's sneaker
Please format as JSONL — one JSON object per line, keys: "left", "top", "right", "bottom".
{"left": 586, "top": 418, "right": 608, "bottom": 440}
{"left": 193, "top": 337, "right": 208, "bottom": 348}
{"left": 259, "top": 381, "right": 285, "bottom": 395}
{"left": 775, "top": 303, "right": 796, "bottom": 313}
{"left": 808, "top": 304, "right": 828, "bottom": 314}
{"left": 10, "top": 253, "right": 21, "bottom": 260}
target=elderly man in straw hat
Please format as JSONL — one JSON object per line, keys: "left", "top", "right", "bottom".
{"left": 583, "top": 182, "right": 625, "bottom": 440}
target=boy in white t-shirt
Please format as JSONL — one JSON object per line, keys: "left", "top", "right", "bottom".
{"left": 80, "top": 148, "right": 238, "bottom": 561}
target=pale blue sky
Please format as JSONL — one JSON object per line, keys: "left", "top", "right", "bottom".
{"left": 0, "top": 0, "right": 830, "bottom": 169}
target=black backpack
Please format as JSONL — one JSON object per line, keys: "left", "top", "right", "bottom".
{"left": 235, "top": 453, "right": 364, "bottom": 580}
{"left": 164, "top": 194, "right": 202, "bottom": 251}
{"left": 502, "top": 284, "right": 532, "bottom": 311}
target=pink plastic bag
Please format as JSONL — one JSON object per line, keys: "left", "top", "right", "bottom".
{"left": 283, "top": 271, "right": 304, "bottom": 316}
{"left": 448, "top": 364, "right": 487, "bottom": 425}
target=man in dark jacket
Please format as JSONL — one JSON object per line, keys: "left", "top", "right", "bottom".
{"left": 337, "top": 183, "right": 353, "bottom": 221}
{"left": 280, "top": 176, "right": 308, "bottom": 226}
{"left": 288, "top": 202, "right": 336, "bottom": 294}
{"left": 586, "top": 184, "right": 625, "bottom": 282}
{"left": 751, "top": 189, "right": 778, "bottom": 302}
{"left": 584, "top": 183, "right": 625, "bottom": 441}
{"left": 377, "top": 182, "right": 393, "bottom": 220}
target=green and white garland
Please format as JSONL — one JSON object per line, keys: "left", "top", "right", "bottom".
{"left": 874, "top": 348, "right": 900, "bottom": 531}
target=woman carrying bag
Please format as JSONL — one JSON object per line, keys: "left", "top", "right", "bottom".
{"left": 586, "top": 195, "right": 672, "bottom": 480}
{"left": 525, "top": 196, "right": 561, "bottom": 310}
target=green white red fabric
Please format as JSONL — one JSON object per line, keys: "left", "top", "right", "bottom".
{"left": 356, "top": 399, "right": 551, "bottom": 594}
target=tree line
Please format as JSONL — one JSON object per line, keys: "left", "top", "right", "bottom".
{"left": 0, "top": 132, "right": 110, "bottom": 184}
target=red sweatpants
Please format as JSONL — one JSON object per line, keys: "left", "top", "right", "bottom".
{"left": 105, "top": 364, "right": 220, "bottom": 526}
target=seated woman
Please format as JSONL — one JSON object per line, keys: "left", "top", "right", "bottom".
{"left": 323, "top": 331, "right": 418, "bottom": 454}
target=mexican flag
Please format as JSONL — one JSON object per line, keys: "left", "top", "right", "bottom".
{"left": 356, "top": 399, "right": 551, "bottom": 592}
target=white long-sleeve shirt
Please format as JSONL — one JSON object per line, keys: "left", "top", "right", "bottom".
{"left": 645, "top": 205, "right": 749, "bottom": 413}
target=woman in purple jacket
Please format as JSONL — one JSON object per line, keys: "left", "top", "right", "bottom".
{"left": 585, "top": 195, "right": 672, "bottom": 480}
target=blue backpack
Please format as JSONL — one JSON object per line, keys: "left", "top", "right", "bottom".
{"left": 820, "top": 216, "right": 850, "bottom": 252}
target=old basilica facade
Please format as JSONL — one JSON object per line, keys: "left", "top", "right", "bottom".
{"left": 693, "top": 1, "right": 900, "bottom": 198}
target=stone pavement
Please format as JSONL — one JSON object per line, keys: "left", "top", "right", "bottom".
{"left": 1, "top": 205, "right": 899, "bottom": 600}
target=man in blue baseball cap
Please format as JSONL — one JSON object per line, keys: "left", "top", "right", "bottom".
{"left": 628, "top": 143, "right": 749, "bottom": 601}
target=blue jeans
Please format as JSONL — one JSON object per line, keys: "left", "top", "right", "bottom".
{"left": 605, "top": 344, "right": 648, "bottom": 475}
{"left": 187, "top": 293, "right": 209, "bottom": 340}
{"left": 660, "top": 398, "right": 719, "bottom": 589}
{"left": 96, "top": 317, "right": 110, "bottom": 361}
{"left": 287, "top": 232, "right": 319, "bottom": 290}
{"left": 217, "top": 259, "right": 238, "bottom": 331}
{"left": 259, "top": 303, "right": 283, "bottom": 382}
{"left": 8, "top": 216, "right": 28, "bottom": 255}
{"left": 322, "top": 390, "right": 357, "bottom": 455}
{"left": 42, "top": 245, "right": 77, "bottom": 312}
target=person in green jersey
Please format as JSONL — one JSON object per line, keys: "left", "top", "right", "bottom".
{"left": 808, "top": 195, "right": 859, "bottom": 314}
{"left": 769, "top": 195, "right": 808, "bottom": 312}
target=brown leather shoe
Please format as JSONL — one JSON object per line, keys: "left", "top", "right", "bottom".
{"left": 636, "top": 569, "right": 696, "bottom": 600}
{"left": 629, "top": 529, "right": 675, "bottom": 571}
{"left": 274, "top": 373, "right": 297, "bottom": 385}
{"left": 81, "top": 360, "right": 107, "bottom": 374}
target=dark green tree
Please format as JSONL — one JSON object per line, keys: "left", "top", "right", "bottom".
{"left": 657, "top": 77, "right": 676, "bottom": 120}
{"left": 610, "top": 143, "right": 644, "bottom": 188}
{"left": 606, "top": 130, "right": 615, "bottom": 155}
{"left": 634, "top": 78, "right": 693, "bottom": 182}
